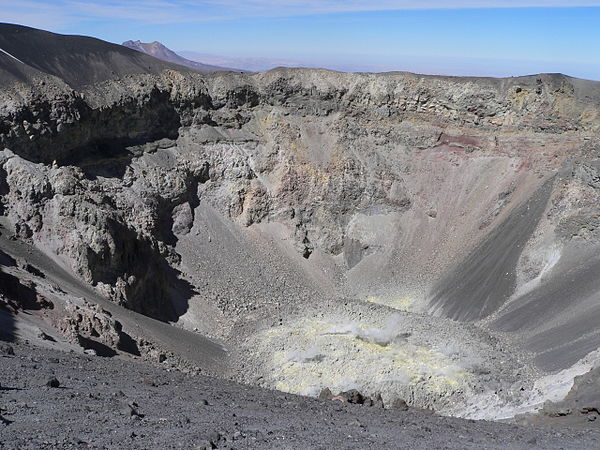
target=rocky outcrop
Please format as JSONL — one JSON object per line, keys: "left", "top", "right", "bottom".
{"left": 0, "top": 149, "right": 201, "bottom": 321}
{"left": 56, "top": 300, "right": 125, "bottom": 352}
{"left": 0, "top": 84, "right": 181, "bottom": 166}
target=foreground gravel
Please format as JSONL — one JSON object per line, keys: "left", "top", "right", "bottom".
{"left": 1, "top": 342, "right": 599, "bottom": 449}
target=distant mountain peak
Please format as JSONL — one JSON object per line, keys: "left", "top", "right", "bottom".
{"left": 122, "top": 39, "right": 244, "bottom": 73}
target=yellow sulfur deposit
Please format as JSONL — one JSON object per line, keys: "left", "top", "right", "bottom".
{"left": 261, "top": 319, "right": 471, "bottom": 405}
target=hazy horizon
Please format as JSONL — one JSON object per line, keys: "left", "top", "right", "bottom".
{"left": 1, "top": 1, "right": 599, "bottom": 80}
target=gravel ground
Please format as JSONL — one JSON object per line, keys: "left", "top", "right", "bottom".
{"left": 1, "top": 341, "right": 599, "bottom": 450}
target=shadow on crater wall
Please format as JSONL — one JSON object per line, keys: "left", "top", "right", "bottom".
{"left": 86, "top": 218, "right": 197, "bottom": 323}
{"left": 0, "top": 249, "right": 18, "bottom": 342}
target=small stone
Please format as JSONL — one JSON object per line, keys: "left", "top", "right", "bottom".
{"left": 581, "top": 406, "right": 600, "bottom": 415}
{"left": 340, "top": 389, "right": 364, "bottom": 405}
{"left": 122, "top": 403, "right": 141, "bottom": 417}
{"left": 37, "top": 330, "right": 52, "bottom": 341}
{"left": 84, "top": 349, "right": 97, "bottom": 356}
{"left": 391, "top": 398, "right": 409, "bottom": 411}
{"left": 0, "top": 414, "right": 12, "bottom": 425}
{"left": 318, "top": 388, "right": 333, "bottom": 400}
{"left": 0, "top": 343, "right": 14, "bottom": 356}
{"left": 46, "top": 377, "right": 60, "bottom": 388}
{"left": 196, "top": 440, "right": 212, "bottom": 450}
{"left": 546, "top": 408, "right": 572, "bottom": 417}
{"left": 373, "top": 393, "right": 385, "bottom": 409}
{"left": 208, "top": 431, "right": 223, "bottom": 446}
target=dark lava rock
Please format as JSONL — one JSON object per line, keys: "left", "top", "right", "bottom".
{"left": 322, "top": 388, "right": 386, "bottom": 408}
{"left": 46, "top": 377, "right": 60, "bottom": 388}
{"left": 340, "top": 389, "right": 365, "bottom": 405}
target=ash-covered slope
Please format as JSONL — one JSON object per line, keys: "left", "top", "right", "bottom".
{"left": 122, "top": 39, "right": 242, "bottom": 72}
{"left": 0, "top": 23, "right": 192, "bottom": 88}
{"left": 3, "top": 342, "right": 598, "bottom": 450}
{"left": 2, "top": 25, "right": 600, "bottom": 432}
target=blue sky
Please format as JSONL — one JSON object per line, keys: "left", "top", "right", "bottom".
{"left": 1, "top": 1, "right": 600, "bottom": 79}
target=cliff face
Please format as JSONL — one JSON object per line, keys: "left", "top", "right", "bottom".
{"left": 2, "top": 27, "right": 600, "bottom": 415}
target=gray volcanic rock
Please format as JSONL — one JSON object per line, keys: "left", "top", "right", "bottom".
{"left": 57, "top": 299, "right": 125, "bottom": 352}
{"left": 0, "top": 151, "right": 195, "bottom": 321}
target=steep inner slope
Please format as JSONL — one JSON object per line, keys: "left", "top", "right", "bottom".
{"left": 2, "top": 24, "right": 600, "bottom": 422}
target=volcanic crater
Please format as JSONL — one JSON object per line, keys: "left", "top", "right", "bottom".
{"left": 1, "top": 23, "right": 600, "bottom": 449}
